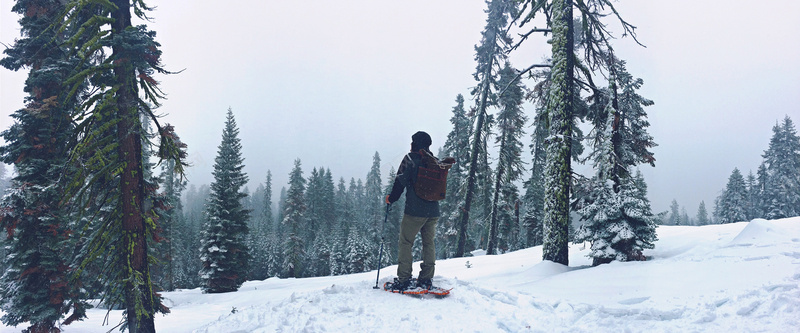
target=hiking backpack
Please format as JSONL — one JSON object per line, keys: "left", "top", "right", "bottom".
{"left": 413, "top": 150, "right": 454, "bottom": 201}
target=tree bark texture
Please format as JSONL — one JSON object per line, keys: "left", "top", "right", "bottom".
{"left": 112, "top": 0, "right": 156, "bottom": 331}
{"left": 542, "top": 0, "right": 574, "bottom": 266}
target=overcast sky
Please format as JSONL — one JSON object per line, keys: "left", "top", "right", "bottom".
{"left": 2, "top": 1, "right": 799, "bottom": 215}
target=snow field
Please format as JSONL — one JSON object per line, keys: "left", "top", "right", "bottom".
{"left": 1, "top": 217, "right": 798, "bottom": 332}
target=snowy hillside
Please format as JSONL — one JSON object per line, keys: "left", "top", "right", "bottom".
{"left": 3, "top": 217, "right": 799, "bottom": 332}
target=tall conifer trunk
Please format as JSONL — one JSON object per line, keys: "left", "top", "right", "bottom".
{"left": 486, "top": 126, "right": 506, "bottom": 255}
{"left": 542, "top": 0, "right": 574, "bottom": 265}
{"left": 456, "top": 75, "right": 491, "bottom": 257}
{"left": 111, "top": 0, "right": 156, "bottom": 331}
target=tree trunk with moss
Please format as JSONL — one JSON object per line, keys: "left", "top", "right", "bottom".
{"left": 110, "top": 0, "right": 156, "bottom": 331}
{"left": 541, "top": 0, "right": 574, "bottom": 266}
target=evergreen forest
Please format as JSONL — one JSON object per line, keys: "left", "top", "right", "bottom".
{"left": 0, "top": 0, "right": 798, "bottom": 332}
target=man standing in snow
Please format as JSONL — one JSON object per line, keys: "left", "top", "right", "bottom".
{"left": 385, "top": 131, "right": 450, "bottom": 292}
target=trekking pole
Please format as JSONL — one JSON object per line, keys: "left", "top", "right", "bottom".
{"left": 373, "top": 203, "right": 391, "bottom": 289}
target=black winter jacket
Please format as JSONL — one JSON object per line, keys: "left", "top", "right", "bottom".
{"left": 387, "top": 151, "right": 440, "bottom": 218}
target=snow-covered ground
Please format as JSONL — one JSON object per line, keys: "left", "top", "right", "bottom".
{"left": 3, "top": 217, "right": 799, "bottom": 332}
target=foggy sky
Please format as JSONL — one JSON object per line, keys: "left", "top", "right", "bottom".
{"left": 2, "top": 1, "right": 799, "bottom": 215}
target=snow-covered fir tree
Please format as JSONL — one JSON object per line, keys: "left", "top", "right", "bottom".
{"left": 744, "top": 171, "right": 759, "bottom": 220}
{"left": 755, "top": 163, "right": 769, "bottom": 219}
{"left": 439, "top": 94, "right": 473, "bottom": 257}
{"left": 575, "top": 170, "right": 658, "bottom": 265}
{"left": 331, "top": 177, "right": 351, "bottom": 264}
{"left": 0, "top": 0, "right": 90, "bottom": 329}
{"left": 681, "top": 207, "right": 692, "bottom": 226}
{"left": 305, "top": 167, "right": 324, "bottom": 245}
{"left": 320, "top": 168, "right": 336, "bottom": 233}
{"left": 199, "top": 109, "right": 251, "bottom": 293}
{"left": 263, "top": 171, "right": 275, "bottom": 227}
{"left": 249, "top": 172, "right": 274, "bottom": 280}
{"left": 334, "top": 177, "right": 353, "bottom": 236}
{"left": 574, "top": 58, "right": 658, "bottom": 265}
{"left": 382, "top": 167, "right": 402, "bottom": 265}
{"left": 179, "top": 185, "right": 209, "bottom": 288}
{"left": 282, "top": 159, "right": 307, "bottom": 278}
{"left": 157, "top": 158, "right": 187, "bottom": 291}
{"left": 696, "top": 201, "right": 710, "bottom": 226}
{"left": 521, "top": 73, "right": 551, "bottom": 248}
{"left": 761, "top": 116, "right": 800, "bottom": 219}
{"left": 345, "top": 229, "right": 372, "bottom": 273}
{"left": 715, "top": 168, "right": 748, "bottom": 224}
{"left": 487, "top": 62, "right": 527, "bottom": 254}
{"left": 668, "top": 199, "right": 681, "bottom": 225}
{"left": 328, "top": 224, "right": 348, "bottom": 276}
{"left": 307, "top": 233, "right": 332, "bottom": 277}
{"left": 364, "top": 152, "right": 384, "bottom": 244}
{"left": 456, "top": 0, "right": 516, "bottom": 257}
{"left": 263, "top": 235, "right": 283, "bottom": 278}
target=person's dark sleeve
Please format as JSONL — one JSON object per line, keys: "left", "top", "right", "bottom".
{"left": 387, "top": 154, "right": 411, "bottom": 204}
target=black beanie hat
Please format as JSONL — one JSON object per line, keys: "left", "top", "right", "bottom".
{"left": 412, "top": 131, "right": 432, "bottom": 148}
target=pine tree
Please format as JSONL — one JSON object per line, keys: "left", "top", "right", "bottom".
{"left": 177, "top": 184, "right": 208, "bottom": 288}
{"left": 487, "top": 62, "right": 527, "bottom": 254}
{"left": 334, "top": 177, "right": 351, "bottom": 236}
{"left": 575, "top": 170, "right": 658, "bottom": 264}
{"left": 320, "top": 168, "right": 336, "bottom": 233}
{"left": 439, "top": 94, "right": 473, "bottom": 257}
{"left": 264, "top": 235, "right": 282, "bottom": 278}
{"left": 755, "top": 163, "right": 769, "bottom": 219}
{"left": 158, "top": 158, "right": 187, "bottom": 291}
{"left": 364, "top": 152, "right": 383, "bottom": 245}
{"left": 716, "top": 168, "right": 748, "bottom": 224}
{"left": 696, "top": 201, "right": 710, "bottom": 226}
{"left": 52, "top": 0, "right": 186, "bottom": 331}
{"left": 199, "top": 109, "right": 251, "bottom": 293}
{"left": 521, "top": 80, "right": 550, "bottom": 248}
{"left": 263, "top": 171, "right": 275, "bottom": 228}
{"left": 248, "top": 172, "right": 274, "bottom": 280}
{"left": 518, "top": 0, "right": 644, "bottom": 266}
{"left": 345, "top": 229, "right": 372, "bottom": 273}
{"left": 277, "top": 187, "right": 287, "bottom": 235}
{"left": 744, "top": 171, "right": 759, "bottom": 220}
{"left": 352, "top": 178, "right": 367, "bottom": 229}
{"left": 761, "top": 117, "right": 800, "bottom": 219}
{"left": 456, "top": 0, "right": 516, "bottom": 257}
{"left": 0, "top": 0, "right": 91, "bottom": 329}
{"left": 383, "top": 168, "right": 402, "bottom": 264}
{"left": 669, "top": 200, "right": 681, "bottom": 225}
{"left": 282, "top": 159, "right": 307, "bottom": 278}
{"left": 308, "top": 233, "right": 332, "bottom": 277}
{"left": 574, "top": 58, "right": 657, "bottom": 265}
{"left": 305, "top": 167, "right": 323, "bottom": 245}
{"left": 681, "top": 208, "right": 692, "bottom": 226}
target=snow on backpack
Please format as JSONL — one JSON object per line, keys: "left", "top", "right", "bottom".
{"left": 412, "top": 149, "right": 454, "bottom": 201}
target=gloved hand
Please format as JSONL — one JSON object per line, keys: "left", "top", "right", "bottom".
{"left": 385, "top": 195, "right": 391, "bottom": 205}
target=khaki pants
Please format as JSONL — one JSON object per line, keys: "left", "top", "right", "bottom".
{"left": 397, "top": 214, "right": 438, "bottom": 282}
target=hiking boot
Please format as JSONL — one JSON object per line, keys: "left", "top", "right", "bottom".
{"left": 389, "top": 278, "right": 411, "bottom": 292}
{"left": 416, "top": 278, "right": 432, "bottom": 290}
